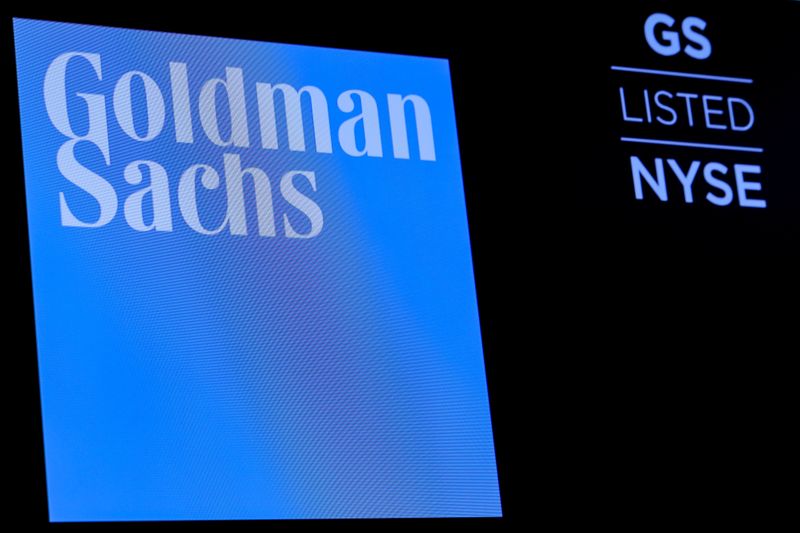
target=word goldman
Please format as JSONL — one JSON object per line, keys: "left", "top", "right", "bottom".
{"left": 45, "top": 52, "right": 437, "bottom": 237}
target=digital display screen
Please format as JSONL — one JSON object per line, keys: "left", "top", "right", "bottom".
{"left": 13, "top": 18, "right": 501, "bottom": 522}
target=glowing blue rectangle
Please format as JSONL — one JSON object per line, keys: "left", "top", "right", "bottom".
{"left": 14, "top": 18, "right": 500, "bottom": 522}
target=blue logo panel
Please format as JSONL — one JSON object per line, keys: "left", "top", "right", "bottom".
{"left": 14, "top": 18, "right": 501, "bottom": 522}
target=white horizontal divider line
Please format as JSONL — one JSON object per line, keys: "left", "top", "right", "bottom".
{"left": 611, "top": 65, "right": 753, "bottom": 84}
{"left": 620, "top": 137, "right": 764, "bottom": 153}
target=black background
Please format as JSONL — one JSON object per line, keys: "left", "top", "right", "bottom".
{"left": 3, "top": 1, "right": 798, "bottom": 530}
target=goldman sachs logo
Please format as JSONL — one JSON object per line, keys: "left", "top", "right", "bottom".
{"left": 44, "top": 52, "right": 438, "bottom": 238}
